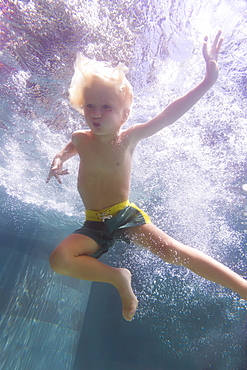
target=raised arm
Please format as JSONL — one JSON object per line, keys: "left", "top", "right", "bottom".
{"left": 130, "top": 31, "right": 223, "bottom": 142}
{"left": 46, "top": 141, "right": 77, "bottom": 184}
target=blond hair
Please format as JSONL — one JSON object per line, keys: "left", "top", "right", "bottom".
{"left": 69, "top": 54, "right": 133, "bottom": 113}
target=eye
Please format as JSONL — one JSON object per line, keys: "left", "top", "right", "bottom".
{"left": 102, "top": 105, "right": 111, "bottom": 110}
{"left": 86, "top": 104, "right": 93, "bottom": 109}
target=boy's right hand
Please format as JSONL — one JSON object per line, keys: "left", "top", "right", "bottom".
{"left": 46, "top": 157, "right": 69, "bottom": 184}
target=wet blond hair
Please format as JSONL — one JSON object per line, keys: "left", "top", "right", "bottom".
{"left": 69, "top": 54, "right": 133, "bottom": 114}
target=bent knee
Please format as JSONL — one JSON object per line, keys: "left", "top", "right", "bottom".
{"left": 49, "top": 248, "right": 71, "bottom": 275}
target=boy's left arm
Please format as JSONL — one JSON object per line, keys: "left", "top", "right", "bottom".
{"left": 130, "top": 31, "right": 223, "bottom": 141}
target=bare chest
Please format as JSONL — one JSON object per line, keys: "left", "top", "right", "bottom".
{"left": 77, "top": 139, "right": 131, "bottom": 174}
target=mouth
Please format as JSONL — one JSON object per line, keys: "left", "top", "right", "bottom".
{"left": 93, "top": 122, "right": 101, "bottom": 128}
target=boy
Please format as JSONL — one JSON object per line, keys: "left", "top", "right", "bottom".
{"left": 47, "top": 31, "right": 247, "bottom": 321}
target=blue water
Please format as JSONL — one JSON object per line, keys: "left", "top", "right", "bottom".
{"left": 1, "top": 0, "right": 247, "bottom": 369}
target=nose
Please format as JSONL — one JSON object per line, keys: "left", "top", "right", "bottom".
{"left": 91, "top": 107, "right": 102, "bottom": 118}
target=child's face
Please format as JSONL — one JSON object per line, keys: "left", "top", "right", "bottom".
{"left": 82, "top": 79, "right": 129, "bottom": 137}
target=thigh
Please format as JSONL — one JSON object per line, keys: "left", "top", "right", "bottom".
{"left": 122, "top": 223, "right": 189, "bottom": 264}
{"left": 53, "top": 233, "right": 101, "bottom": 258}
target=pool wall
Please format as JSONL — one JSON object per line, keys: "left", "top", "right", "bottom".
{"left": 0, "top": 188, "right": 91, "bottom": 370}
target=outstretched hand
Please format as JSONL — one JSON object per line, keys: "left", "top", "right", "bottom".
{"left": 46, "top": 157, "right": 69, "bottom": 184}
{"left": 202, "top": 30, "right": 224, "bottom": 83}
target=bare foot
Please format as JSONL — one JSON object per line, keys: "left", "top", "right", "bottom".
{"left": 114, "top": 268, "right": 138, "bottom": 321}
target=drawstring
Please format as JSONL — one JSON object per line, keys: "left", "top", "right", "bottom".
{"left": 96, "top": 210, "right": 113, "bottom": 222}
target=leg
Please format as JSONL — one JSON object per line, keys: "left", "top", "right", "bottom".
{"left": 124, "top": 223, "right": 247, "bottom": 299}
{"left": 50, "top": 234, "right": 138, "bottom": 321}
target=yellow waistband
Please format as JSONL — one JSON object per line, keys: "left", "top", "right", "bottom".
{"left": 86, "top": 200, "right": 131, "bottom": 222}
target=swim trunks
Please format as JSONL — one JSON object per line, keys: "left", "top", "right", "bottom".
{"left": 73, "top": 200, "right": 151, "bottom": 258}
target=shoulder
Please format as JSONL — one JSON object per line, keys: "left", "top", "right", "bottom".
{"left": 121, "top": 123, "right": 145, "bottom": 147}
{"left": 72, "top": 130, "right": 91, "bottom": 146}
{"left": 115, "top": 125, "right": 142, "bottom": 154}
{"left": 122, "top": 114, "right": 166, "bottom": 143}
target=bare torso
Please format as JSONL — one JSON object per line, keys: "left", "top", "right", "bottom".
{"left": 72, "top": 129, "right": 135, "bottom": 210}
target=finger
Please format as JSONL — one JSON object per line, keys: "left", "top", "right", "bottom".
{"left": 46, "top": 173, "right": 52, "bottom": 182}
{"left": 202, "top": 36, "right": 208, "bottom": 59}
{"left": 215, "top": 37, "right": 224, "bottom": 54}
{"left": 46, "top": 172, "right": 59, "bottom": 183}
{"left": 61, "top": 169, "right": 69, "bottom": 175}
{"left": 54, "top": 173, "right": 62, "bottom": 184}
{"left": 212, "top": 30, "right": 222, "bottom": 51}
{"left": 57, "top": 169, "right": 69, "bottom": 176}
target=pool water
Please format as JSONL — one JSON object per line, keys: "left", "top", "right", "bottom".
{"left": 1, "top": 0, "right": 247, "bottom": 369}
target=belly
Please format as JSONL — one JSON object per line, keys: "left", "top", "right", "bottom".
{"left": 77, "top": 172, "right": 131, "bottom": 210}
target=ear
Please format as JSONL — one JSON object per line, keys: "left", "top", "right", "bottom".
{"left": 122, "top": 108, "right": 130, "bottom": 122}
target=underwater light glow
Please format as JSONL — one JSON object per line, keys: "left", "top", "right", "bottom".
{"left": 242, "top": 184, "right": 247, "bottom": 192}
